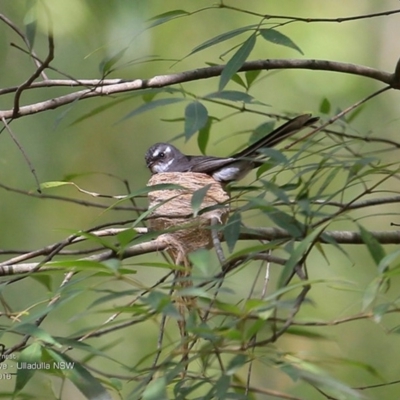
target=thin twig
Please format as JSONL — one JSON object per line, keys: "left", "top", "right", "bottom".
{"left": 220, "top": 4, "right": 400, "bottom": 24}
{"left": 1, "top": 117, "right": 40, "bottom": 191}
{"left": 12, "top": 17, "right": 54, "bottom": 117}
{"left": 0, "top": 181, "right": 142, "bottom": 211}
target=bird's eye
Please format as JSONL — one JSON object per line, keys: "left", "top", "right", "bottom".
{"left": 159, "top": 152, "right": 165, "bottom": 158}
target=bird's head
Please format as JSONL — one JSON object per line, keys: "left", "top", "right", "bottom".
{"left": 145, "top": 143, "right": 180, "bottom": 173}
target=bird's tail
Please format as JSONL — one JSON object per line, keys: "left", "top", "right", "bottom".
{"left": 233, "top": 114, "right": 319, "bottom": 159}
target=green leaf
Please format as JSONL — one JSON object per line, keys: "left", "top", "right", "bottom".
{"left": 144, "top": 291, "right": 182, "bottom": 319}
{"left": 231, "top": 73, "right": 247, "bottom": 89}
{"left": 250, "top": 120, "right": 275, "bottom": 143}
{"left": 278, "top": 226, "right": 326, "bottom": 287}
{"left": 15, "top": 343, "right": 42, "bottom": 393}
{"left": 378, "top": 248, "right": 400, "bottom": 273}
{"left": 204, "top": 90, "right": 254, "bottom": 103}
{"left": 188, "top": 25, "right": 258, "bottom": 57}
{"left": 319, "top": 97, "right": 331, "bottom": 114}
{"left": 69, "top": 96, "right": 134, "bottom": 126}
{"left": 99, "top": 48, "right": 128, "bottom": 74}
{"left": 226, "top": 354, "right": 248, "bottom": 376}
{"left": 214, "top": 375, "right": 231, "bottom": 399}
{"left": 45, "top": 348, "right": 112, "bottom": 400}
{"left": 280, "top": 363, "right": 363, "bottom": 398}
{"left": 224, "top": 212, "right": 242, "bottom": 253}
{"left": 219, "top": 34, "right": 256, "bottom": 91}
{"left": 40, "top": 181, "right": 72, "bottom": 190}
{"left": 147, "top": 10, "right": 189, "bottom": 29}
{"left": 53, "top": 337, "right": 126, "bottom": 366}
{"left": 362, "top": 278, "right": 385, "bottom": 311}
{"left": 259, "top": 29, "right": 303, "bottom": 54}
{"left": 23, "top": 3, "right": 37, "bottom": 49}
{"left": 184, "top": 101, "right": 208, "bottom": 140}
{"left": 197, "top": 116, "right": 213, "bottom": 154}
{"left": 358, "top": 224, "right": 386, "bottom": 266}
{"left": 88, "top": 289, "right": 139, "bottom": 309}
{"left": 30, "top": 274, "right": 52, "bottom": 291}
{"left": 48, "top": 259, "right": 117, "bottom": 272}
{"left": 10, "top": 324, "right": 61, "bottom": 347}
{"left": 315, "top": 167, "right": 341, "bottom": 197}
{"left": 142, "top": 376, "right": 168, "bottom": 400}
{"left": 116, "top": 228, "right": 137, "bottom": 248}
{"left": 188, "top": 249, "right": 212, "bottom": 275}
{"left": 266, "top": 208, "right": 305, "bottom": 238}
{"left": 177, "top": 287, "right": 213, "bottom": 299}
{"left": 245, "top": 319, "right": 267, "bottom": 339}
{"left": 191, "top": 184, "right": 212, "bottom": 217}
{"left": 245, "top": 70, "right": 261, "bottom": 88}
{"left": 118, "top": 98, "right": 186, "bottom": 123}
{"left": 346, "top": 104, "right": 365, "bottom": 122}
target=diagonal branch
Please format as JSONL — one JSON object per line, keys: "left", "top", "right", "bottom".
{"left": 12, "top": 26, "right": 54, "bottom": 117}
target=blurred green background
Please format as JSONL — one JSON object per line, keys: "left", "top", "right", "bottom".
{"left": 1, "top": 1, "right": 400, "bottom": 399}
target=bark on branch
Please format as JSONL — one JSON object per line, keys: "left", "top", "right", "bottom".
{"left": 0, "top": 59, "right": 394, "bottom": 120}
{"left": 1, "top": 228, "right": 400, "bottom": 276}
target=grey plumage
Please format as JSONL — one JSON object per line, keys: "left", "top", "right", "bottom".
{"left": 145, "top": 114, "right": 319, "bottom": 183}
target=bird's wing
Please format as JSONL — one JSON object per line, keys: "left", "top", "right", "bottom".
{"left": 186, "top": 155, "right": 237, "bottom": 173}
{"left": 232, "top": 114, "right": 319, "bottom": 159}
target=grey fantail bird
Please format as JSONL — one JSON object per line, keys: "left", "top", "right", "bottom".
{"left": 145, "top": 114, "right": 319, "bottom": 183}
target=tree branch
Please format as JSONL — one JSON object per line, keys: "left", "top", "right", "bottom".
{"left": 2, "top": 228, "right": 400, "bottom": 276}
{"left": 0, "top": 59, "right": 393, "bottom": 120}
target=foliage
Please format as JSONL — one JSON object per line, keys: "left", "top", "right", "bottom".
{"left": 1, "top": 2, "right": 400, "bottom": 400}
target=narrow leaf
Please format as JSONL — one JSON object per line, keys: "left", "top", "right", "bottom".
{"left": 99, "top": 48, "right": 128, "bottom": 74}
{"left": 260, "top": 29, "right": 303, "bottom": 54}
{"left": 346, "top": 105, "right": 365, "bottom": 122}
{"left": 362, "top": 278, "right": 384, "bottom": 311}
{"left": 226, "top": 354, "right": 248, "bottom": 376}
{"left": 191, "top": 184, "right": 212, "bottom": 217}
{"left": 184, "top": 101, "right": 208, "bottom": 140}
{"left": 250, "top": 120, "right": 275, "bottom": 143}
{"left": 378, "top": 248, "right": 400, "bottom": 273}
{"left": 231, "top": 73, "right": 247, "bottom": 89}
{"left": 278, "top": 226, "right": 326, "bottom": 287}
{"left": 147, "top": 10, "right": 189, "bottom": 29}
{"left": 219, "top": 34, "right": 256, "bottom": 91}
{"left": 204, "top": 90, "right": 254, "bottom": 103}
{"left": 224, "top": 212, "right": 242, "bottom": 252}
{"left": 245, "top": 70, "right": 261, "bottom": 88}
{"left": 40, "top": 181, "right": 72, "bottom": 190}
{"left": 118, "top": 98, "right": 185, "bottom": 123}
{"left": 45, "top": 348, "right": 112, "bottom": 400}
{"left": 23, "top": 5, "right": 37, "bottom": 49}
{"left": 198, "top": 117, "right": 213, "bottom": 154}
{"left": 70, "top": 96, "right": 133, "bottom": 126}
{"left": 15, "top": 343, "right": 42, "bottom": 393}
{"left": 10, "top": 324, "right": 61, "bottom": 347}
{"left": 188, "top": 25, "right": 258, "bottom": 57}
{"left": 266, "top": 209, "right": 305, "bottom": 238}
{"left": 358, "top": 224, "right": 386, "bottom": 266}
{"left": 143, "top": 377, "right": 168, "bottom": 400}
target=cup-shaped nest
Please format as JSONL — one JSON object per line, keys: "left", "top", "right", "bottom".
{"left": 147, "top": 172, "right": 230, "bottom": 255}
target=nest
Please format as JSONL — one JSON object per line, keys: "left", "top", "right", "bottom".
{"left": 147, "top": 172, "right": 230, "bottom": 259}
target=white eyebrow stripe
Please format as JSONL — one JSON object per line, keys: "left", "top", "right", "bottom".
{"left": 152, "top": 146, "right": 171, "bottom": 158}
